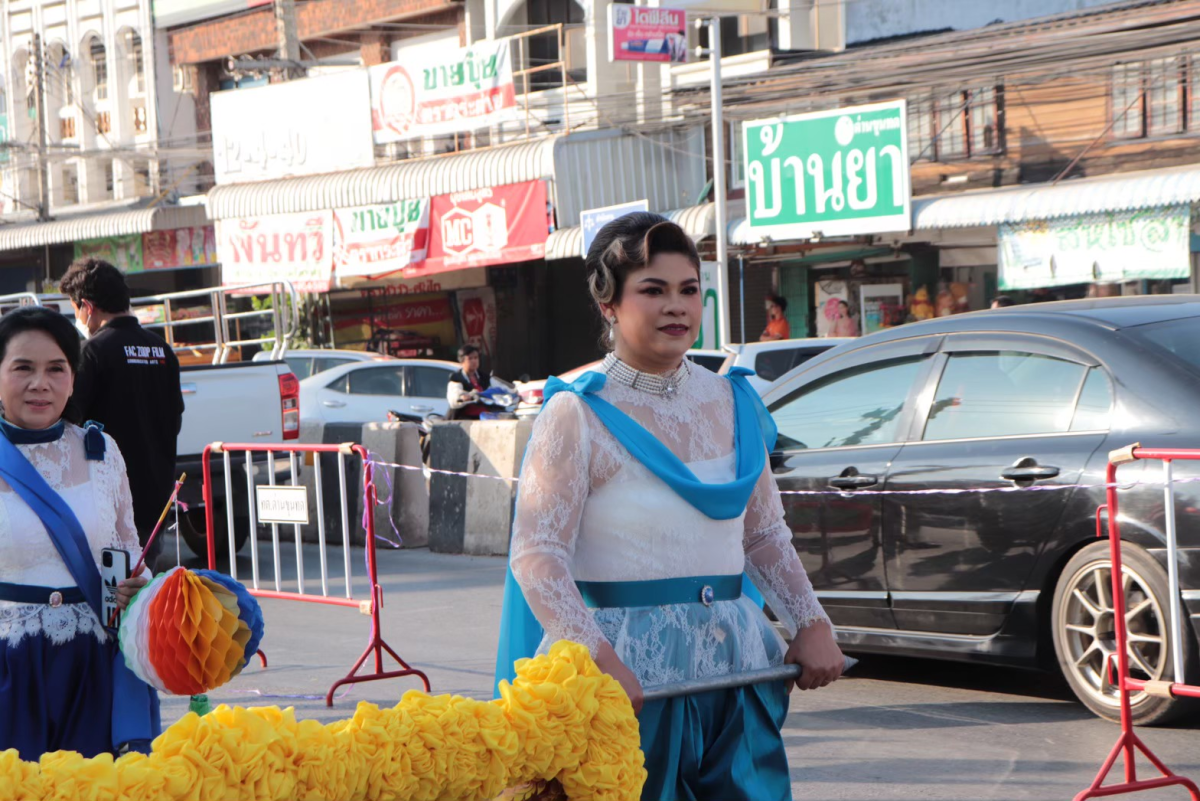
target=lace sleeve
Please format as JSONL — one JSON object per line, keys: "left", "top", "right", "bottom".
{"left": 509, "top": 393, "right": 606, "bottom": 656}
{"left": 107, "top": 438, "right": 151, "bottom": 580}
{"left": 743, "top": 454, "right": 830, "bottom": 637}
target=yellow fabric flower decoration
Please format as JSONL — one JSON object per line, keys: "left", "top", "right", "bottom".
{"left": 0, "top": 641, "right": 645, "bottom": 801}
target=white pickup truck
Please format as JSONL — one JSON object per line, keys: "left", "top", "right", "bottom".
{"left": 0, "top": 282, "right": 301, "bottom": 560}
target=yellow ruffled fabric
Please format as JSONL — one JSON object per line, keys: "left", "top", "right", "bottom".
{"left": 0, "top": 641, "right": 646, "bottom": 801}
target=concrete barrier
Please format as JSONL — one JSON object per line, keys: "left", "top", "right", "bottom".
{"left": 428, "top": 419, "right": 533, "bottom": 556}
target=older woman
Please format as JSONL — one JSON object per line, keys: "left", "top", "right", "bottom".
{"left": 0, "top": 307, "right": 158, "bottom": 760}
{"left": 496, "top": 213, "right": 843, "bottom": 800}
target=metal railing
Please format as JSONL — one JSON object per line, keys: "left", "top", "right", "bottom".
{"left": 0, "top": 281, "right": 298, "bottom": 365}
{"left": 130, "top": 280, "right": 298, "bottom": 364}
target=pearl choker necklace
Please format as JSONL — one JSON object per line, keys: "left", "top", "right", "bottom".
{"left": 602, "top": 353, "right": 691, "bottom": 397}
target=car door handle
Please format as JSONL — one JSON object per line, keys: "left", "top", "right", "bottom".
{"left": 828, "top": 474, "right": 879, "bottom": 490}
{"left": 1001, "top": 465, "right": 1060, "bottom": 481}
{"left": 321, "top": 399, "right": 346, "bottom": 408}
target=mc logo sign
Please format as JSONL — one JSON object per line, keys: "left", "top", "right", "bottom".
{"left": 440, "top": 203, "right": 509, "bottom": 256}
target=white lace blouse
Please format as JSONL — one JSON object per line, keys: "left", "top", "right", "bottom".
{"left": 510, "top": 357, "right": 830, "bottom": 686}
{"left": 0, "top": 425, "right": 143, "bottom": 646}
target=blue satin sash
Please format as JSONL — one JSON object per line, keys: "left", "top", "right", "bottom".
{"left": 494, "top": 367, "right": 776, "bottom": 692}
{"left": 0, "top": 427, "right": 160, "bottom": 751}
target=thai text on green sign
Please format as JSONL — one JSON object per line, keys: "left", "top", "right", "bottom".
{"left": 743, "top": 100, "right": 911, "bottom": 241}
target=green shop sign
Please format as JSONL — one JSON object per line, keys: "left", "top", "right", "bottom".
{"left": 742, "top": 100, "right": 912, "bottom": 241}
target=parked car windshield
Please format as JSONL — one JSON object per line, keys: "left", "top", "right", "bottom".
{"left": 1129, "top": 317, "right": 1200, "bottom": 374}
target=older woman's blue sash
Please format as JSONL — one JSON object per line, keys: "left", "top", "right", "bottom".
{"left": 0, "top": 431, "right": 160, "bottom": 752}
{"left": 494, "top": 368, "right": 776, "bottom": 691}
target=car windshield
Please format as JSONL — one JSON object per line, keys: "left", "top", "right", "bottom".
{"left": 1129, "top": 317, "right": 1200, "bottom": 374}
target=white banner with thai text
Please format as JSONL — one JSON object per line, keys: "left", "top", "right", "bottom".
{"left": 218, "top": 211, "right": 335, "bottom": 293}
{"left": 369, "top": 39, "right": 518, "bottom": 143}
{"left": 998, "top": 206, "right": 1191, "bottom": 290}
{"left": 212, "top": 71, "right": 375, "bottom": 184}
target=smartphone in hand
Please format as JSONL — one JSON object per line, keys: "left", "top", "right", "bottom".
{"left": 101, "top": 548, "right": 130, "bottom": 631}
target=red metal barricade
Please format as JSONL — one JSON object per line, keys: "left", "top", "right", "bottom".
{"left": 1076, "top": 445, "right": 1200, "bottom": 801}
{"left": 201, "top": 441, "right": 429, "bottom": 705}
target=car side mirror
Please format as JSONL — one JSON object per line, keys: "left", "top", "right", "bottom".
{"left": 519, "top": 373, "right": 530, "bottom": 383}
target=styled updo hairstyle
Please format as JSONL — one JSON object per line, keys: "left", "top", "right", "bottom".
{"left": 585, "top": 212, "right": 702, "bottom": 348}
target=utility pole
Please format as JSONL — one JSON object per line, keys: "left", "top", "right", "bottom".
{"left": 697, "top": 17, "right": 731, "bottom": 347}
{"left": 273, "top": 0, "right": 302, "bottom": 81}
{"left": 32, "top": 33, "right": 51, "bottom": 222}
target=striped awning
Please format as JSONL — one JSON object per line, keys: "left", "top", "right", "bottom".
{"left": 0, "top": 204, "right": 209, "bottom": 252}
{"left": 545, "top": 203, "right": 716, "bottom": 261}
{"left": 912, "top": 164, "right": 1200, "bottom": 229}
{"left": 206, "top": 138, "right": 560, "bottom": 220}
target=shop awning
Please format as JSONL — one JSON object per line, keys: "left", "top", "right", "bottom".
{"left": 912, "top": 164, "right": 1200, "bottom": 229}
{"left": 546, "top": 203, "right": 716, "bottom": 261}
{"left": 0, "top": 204, "right": 209, "bottom": 252}
{"left": 206, "top": 138, "right": 561, "bottom": 220}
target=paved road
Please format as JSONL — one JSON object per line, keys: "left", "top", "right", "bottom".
{"left": 159, "top": 540, "right": 1198, "bottom": 800}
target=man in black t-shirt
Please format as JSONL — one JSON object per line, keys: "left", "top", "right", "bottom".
{"left": 62, "top": 258, "right": 184, "bottom": 571}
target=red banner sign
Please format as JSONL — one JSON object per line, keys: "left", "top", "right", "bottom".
{"left": 414, "top": 180, "right": 549, "bottom": 276}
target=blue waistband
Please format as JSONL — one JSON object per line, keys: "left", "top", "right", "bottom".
{"left": 576, "top": 574, "right": 742, "bottom": 609}
{"left": 0, "top": 581, "right": 86, "bottom": 606}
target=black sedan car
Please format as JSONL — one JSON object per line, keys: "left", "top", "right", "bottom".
{"left": 764, "top": 295, "right": 1200, "bottom": 725}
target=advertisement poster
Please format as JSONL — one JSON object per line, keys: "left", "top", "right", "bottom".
{"left": 142, "top": 226, "right": 217, "bottom": 270}
{"left": 859, "top": 283, "right": 905, "bottom": 335}
{"left": 369, "top": 39, "right": 518, "bottom": 144}
{"left": 329, "top": 291, "right": 457, "bottom": 356}
{"left": 418, "top": 180, "right": 549, "bottom": 276}
{"left": 333, "top": 199, "right": 430, "bottom": 280}
{"left": 455, "top": 287, "right": 498, "bottom": 359}
{"left": 217, "top": 211, "right": 334, "bottom": 292}
{"left": 609, "top": 5, "right": 688, "bottom": 63}
{"left": 744, "top": 100, "right": 911, "bottom": 240}
{"left": 814, "top": 280, "right": 852, "bottom": 338}
{"left": 75, "top": 234, "right": 144, "bottom": 274}
{"left": 211, "top": 70, "right": 374, "bottom": 184}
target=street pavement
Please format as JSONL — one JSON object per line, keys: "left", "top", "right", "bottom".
{"left": 158, "top": 537, "right": 1198, "bottom": 800}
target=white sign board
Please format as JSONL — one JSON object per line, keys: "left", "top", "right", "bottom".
{"left": 695, "top": 260, "right": 721, "bottom": 349}
{"left": 255, "top": 485, "right": 310, "bottom": 525}
{"left": 369, "top": 39, "right": 518, "bottom": 144}
{"left": 580, "top": 200, "right": 649, "bottom": 257}
{"left": 212, "top": 70, "right": 375, "bottom": 185}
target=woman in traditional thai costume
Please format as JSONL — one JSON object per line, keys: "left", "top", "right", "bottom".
{"left": 495, "top": 214, "right": 844, "bottom": 800}
{"left": 0, "top": 308, "right": 159, "bottom": 760}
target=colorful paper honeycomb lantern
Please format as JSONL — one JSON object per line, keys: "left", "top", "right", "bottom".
{"left": 119, "top": 567, "right": 264, "bottom": 696}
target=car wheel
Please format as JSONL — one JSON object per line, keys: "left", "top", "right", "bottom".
{"left": 1051, "top": 541, "right": 1197, "bottom": 725}
{"left": 181, "top": 504, "right": 251, "bottom": 572}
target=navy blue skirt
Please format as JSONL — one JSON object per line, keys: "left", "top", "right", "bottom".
{"left": 0, "top": 628, "right": 114, "bottom": 760}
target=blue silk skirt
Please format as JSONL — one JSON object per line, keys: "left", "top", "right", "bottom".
{"left": 638, "top": 679, "right": 792, "bottom": 801}
{"left": 0, "top": 629, "right": 116, "bottom": 760}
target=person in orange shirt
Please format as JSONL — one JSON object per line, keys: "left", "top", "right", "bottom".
{"left": 761, "top": 294, "right": 791, "bottom": 341}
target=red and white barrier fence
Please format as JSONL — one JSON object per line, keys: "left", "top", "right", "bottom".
{"left": 1076, "top": 445, "right": 1200, "bottom": 801}
{"left": 201, "top": 441, "right": 429, "bottom": 706}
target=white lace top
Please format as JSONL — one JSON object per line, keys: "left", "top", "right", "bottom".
{"left": 0, "top": 425, "right": 143, "bottom": 646}
{"left": 510, "top": 358, "right": 830, "bottom": 685}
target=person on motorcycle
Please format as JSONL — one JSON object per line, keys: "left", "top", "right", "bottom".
{"left": 447, "top": 344, "right": 492, "bottom": 420}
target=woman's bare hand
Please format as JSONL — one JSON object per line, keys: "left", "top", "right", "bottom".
{"left": 116, "top": 575, "right": 148, "bottom": 611}
{"left": 594, "top": 642, "right": 644, "bottom": 713}
{"left": 785, "top": 620, "right": 844, "bottom": 691}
